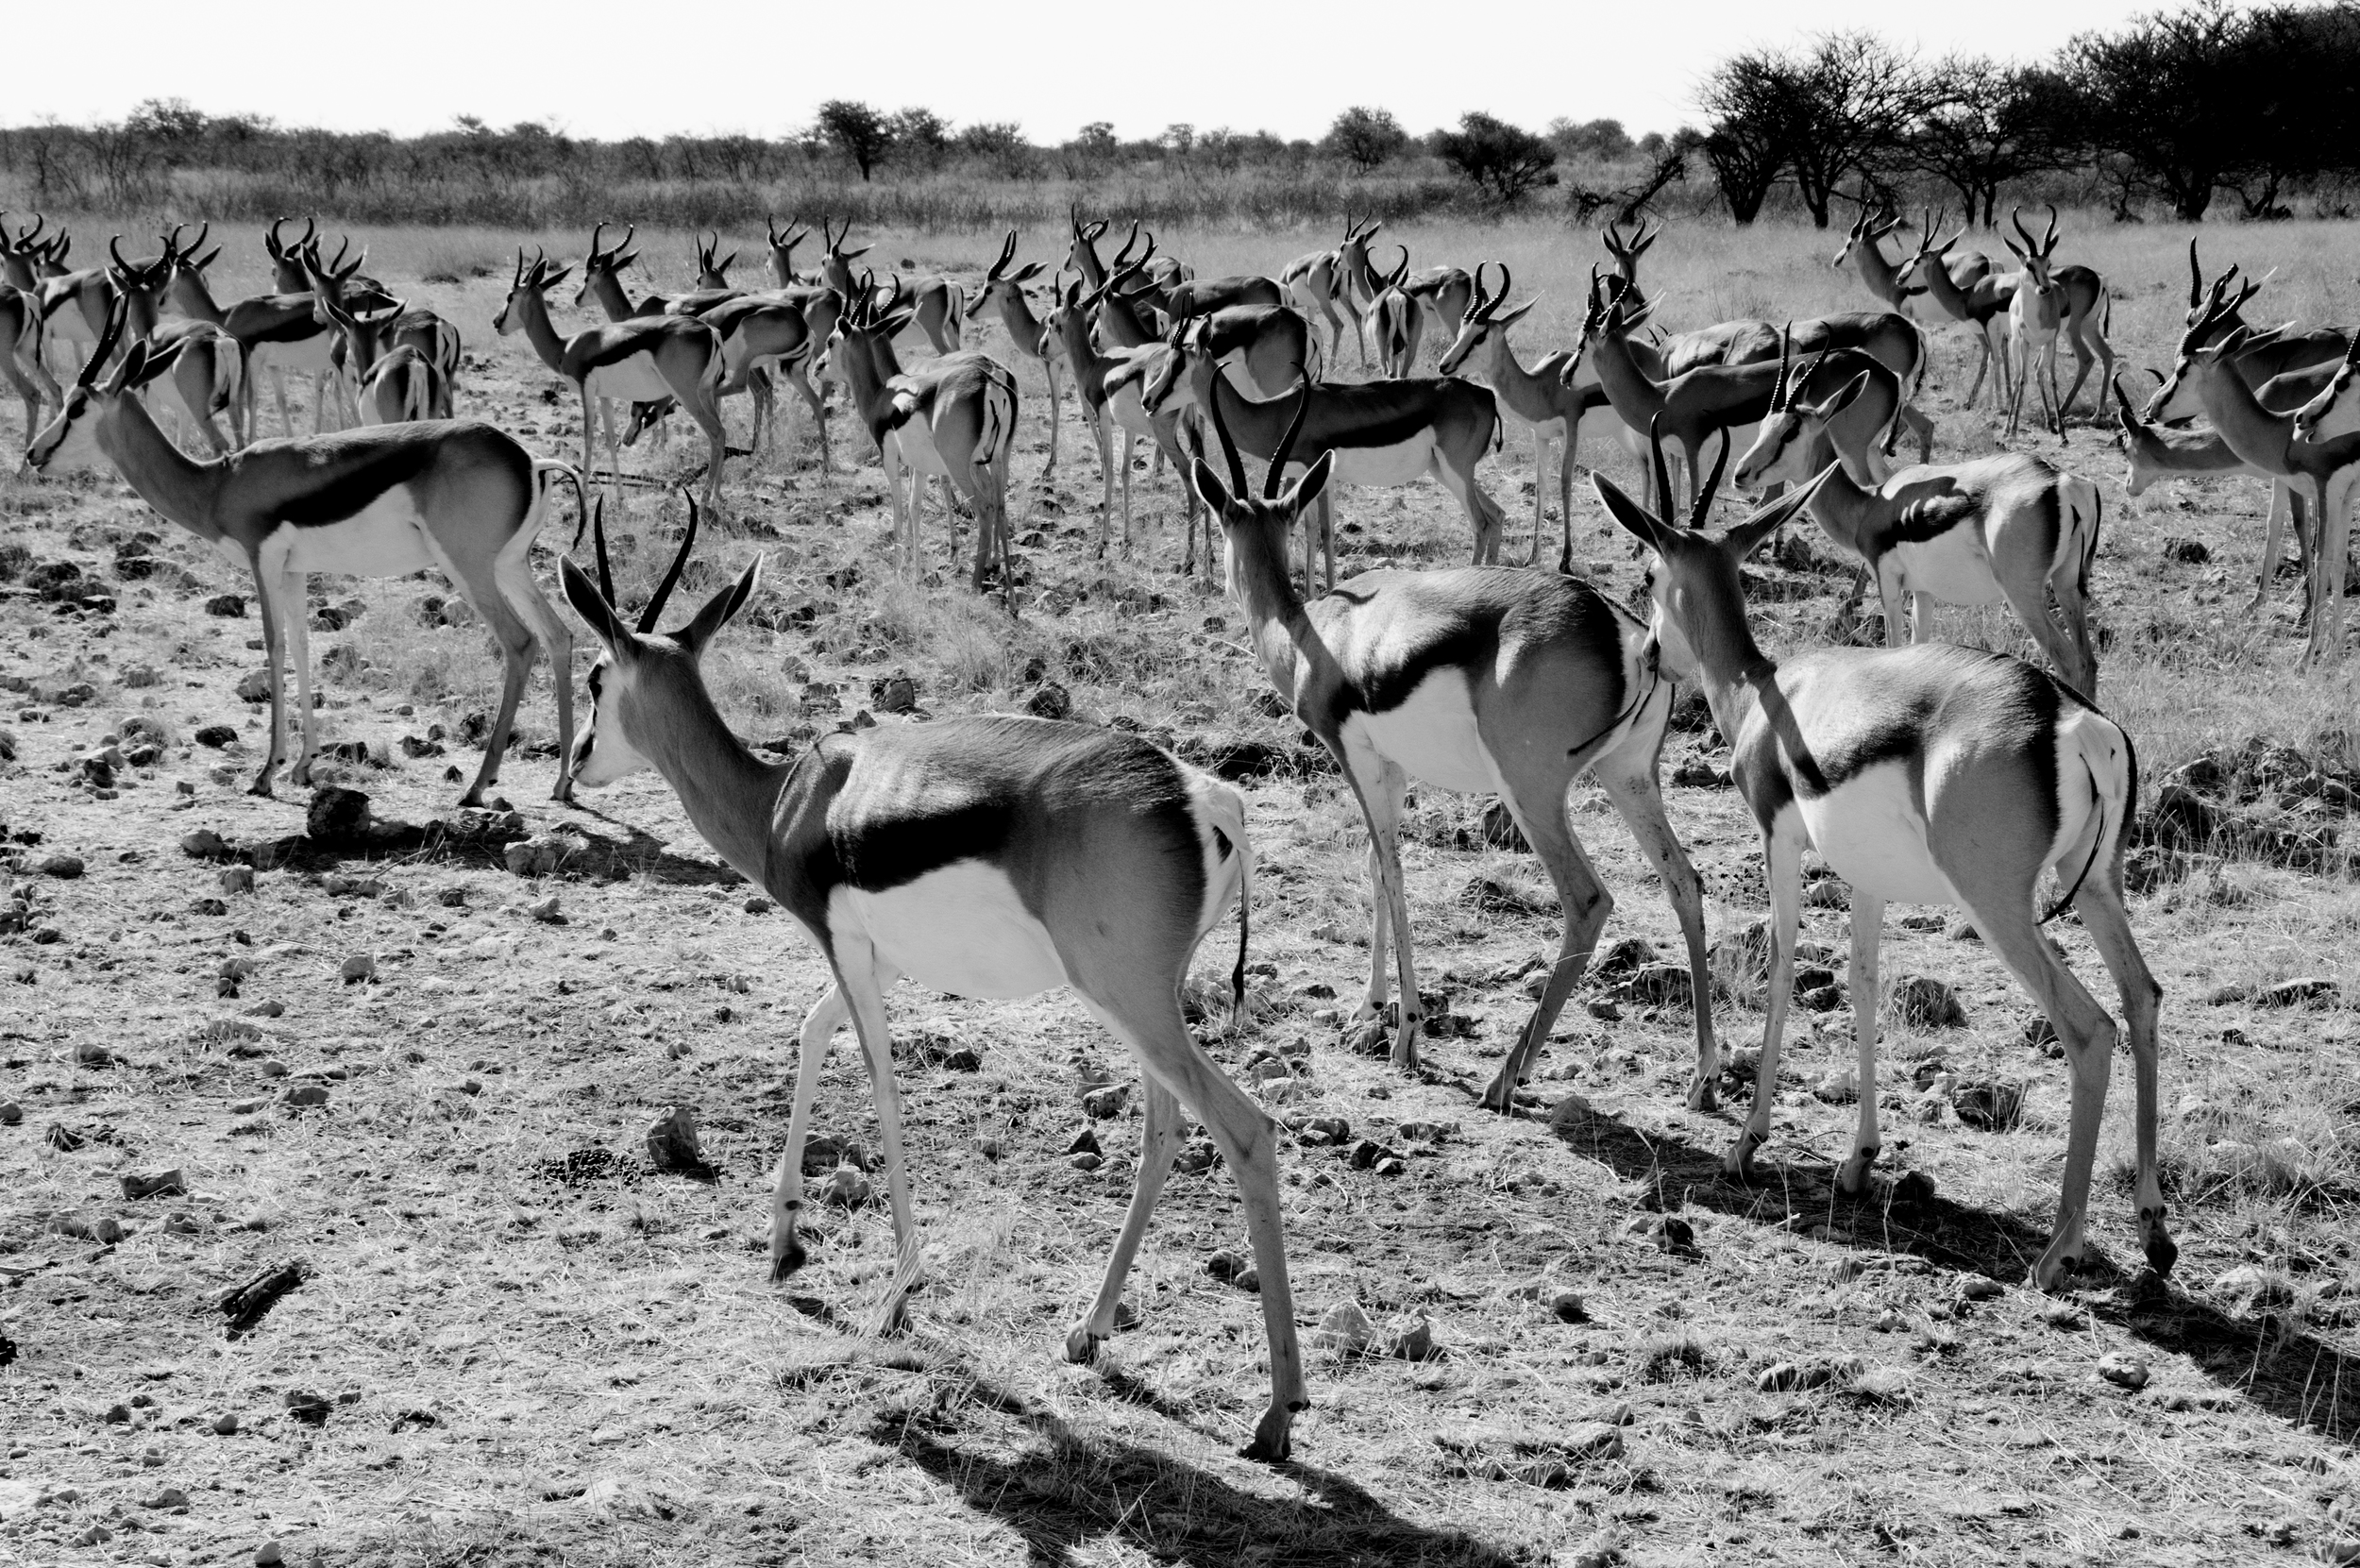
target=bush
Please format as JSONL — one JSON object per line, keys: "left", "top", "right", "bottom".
{"left": 1433, "top": 112, "right": 1559, "bottom": 205}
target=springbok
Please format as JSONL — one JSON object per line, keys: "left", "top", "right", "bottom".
{"left": 105, "top": 237, "right": 244, "bottom": 453}
{"left": 555, "top": 505, "right": 1306, "bottom": 1460}
{"left": 1401, "top": 263, "right": 1474, "bottom": 350}
{"left": 1142, "top": 346, "right": 1509, "bottom": 594}
{"left": 1368, "top": 246, "right": 1421, "bottom": 379}
{"left": 819, "top": 273, "right": 1018, "bottom": 590}
{"left": 762, "top": 215, "right": 811, "bottom": 286}
{"left": 302, "top": 243, "right": 463, "bottom": 408}
{"left": 494, "top": 248, "right": 729, "bottom": 511}
{"left": 1280, "top": 215, "right": 1382, "bottom": 368}
{"left": 1734, "top": 339, "right": 2104, "bottom": 700}
{"left": 2112, "top": 379, "right": 2307, "bottom": 611}
{"left": 968, "top": 229, "right": 1067, "bottom": 473}
{"left": 1597, "top": 444, "right": 2172, "bottom": 1293}
{"left": 1600, "top": 216, "right": 1660, "bottom": 313}
{"left": 157, "top": 239, "right": 348, "bottom": 437}
{"left": 818, "top": 218, "right": 964, "bottom": 355}
{"left": 1436, "top": 262, "right": 1608, "bottom": 569}
{"left": 26, "top": 301, "right": 578, "bottom": 804}
{"left": 1569, "top": 274, "right": 1905, "bottom": 515}
{"left": 1188, "top": 384, "right": 1717, "bottom": 1109}
{"left": 0, "top": 283, "right": 55, "bottom": 447}
{"left": 320, "top": 295, "right": 448, "bottom": 426}
{"left": 1894, "top": 211, "right": 2013, "bottom": 409}
{"left": 2002, "top": 206, "right": 2115, "bottom": 437}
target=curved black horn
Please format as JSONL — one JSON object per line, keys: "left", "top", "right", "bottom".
{"left": 592, "top": 497, "right": 615, "bottom": 605}
{"left": 1647, "top": 412, "right": 1674, "bottom": 522}
{"left": 2011, "top": 206, "right": 2038, "bottom": 252}
{"left": 108, "top": 234, "right": 132, "bottom": 276}
{"left": 2042, "top": 203, "right": 2060, "bottom": 248}
{"left": 2188, "top": 238, "right": 2204, "bottom": 310}
{"left": 1773, "top": 322, "right": 1794, "bottom": 412}
{"left": 637, "top": 494, "right": 702, "bottom": 634}
{"left": 1693, "top": 429, "right": 1731, "bottom": 529}
{"left": 1266, "top": 379, "right": 1312, "bottom": 500}
{"left": 82, "top": 296, "right": 128, "bottom": 387}
{"left": 1205, "top": 368, "right": 1251, "bottom": 500}
{"left": 1488, "top": 261, "right": 1511, "bottom": 318}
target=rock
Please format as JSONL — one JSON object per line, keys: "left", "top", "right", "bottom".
{"left": 527, "top": 894, "right": 564, "bottom": 922}
{"left": 339, "top": 953, "right": 377, "bottom": 984}
{"left": 1479, "top": 799, "right": 1528, "bottom": 851}
{"left": 204, "top": 593, "right": 246, "bottom": 617}
{"left": 120, "top": 1169, "right": 187, "bottom": 1200}
{"left": 503, "top": 835, "right": 570, "bottom": 877}
{"left": 645, "top": 1105, "right": 704, "bottom": 1170}
{"left": 1812, "top": 1069, "right": 1858, "bottom": 1104}
{"left": 0, "top": 1103, "right": 18, "bottom": 1125}
{"left": 303, "top": 786, "right": 377, "bottom": 847}
{"left": 2160, "top": 536, "right": 2210, "bottom": 565}
{"left": 1546, "top": 1093, "right": 1593, "bottom": 1128}
{"left": 1891, "top": 974, "right": 1966, "bottom": 1029}
{"left": 1296, "top": 1116, "right": 1350, "bottom": 1146}
{"left": 1623, "top": 963, "right": 1694, "bottom": 1007}
{"left": 1082, "top": 1085, "right": 1128, "bottom": 1119}
{"left": 1551, "top": 1289, "right": 1590, "bottom": 1324}
{"left": 2096, "top": 1351, "right": 2149, "bottom": 1390}
{"left": 1069, "top": 1152, "right": 1103, "bottom": 1171}
{"left": 38, "top": 853, "right": 84, "bottom": 879}
{"left": 283, "top": 1085, "right": 330, "bottom": 1108}
{"left": 2214, "top": 1263, "right": 2296, "bottom": 1311}
{"left": 212, "top": 1412, "right": 240, "bottom": 1436}
{"left": 1381, "top": 1314, "right": 1436, "bottom": 1360}
{"left": 1310, "top": 1300, "right": 1374, "bottom": 1353}
{"left": 1953, "top": 1080, "right": 2026, "bottom": 1133}
{"left": 283, "top": 1389, "right": 331, "bottom": 1425}
{"left": 1065, "top": 1128, "right": 1102, "bottom": 1157}
{"left": 1205, "top": 1248, "right": 1249, "bottom": 1284}
{"left": 820, "top": 1166, "right": 870, "bottom": 1206}
{"left": 143, "top": 1487, "right": 189, "bottom": 1509}
{"left": 76, "top": 1040, "right": 118, "bottom": 1067}
{"left": 255, "top": 1543, "right": 284, "bottom": 1566}
{"left": 180, "top": 828, "right": 230, "bottom": 858}
{"left": 235, "top": 669, "right": 273, "bottom": 702}
{"left": 194, "top": 724, "right": 237, "bottom": 748}
{"left": 1023, "top": 682, "right": 1071, "bottom": 720}
{"left": 1803, "top": 878, "right": 1849, "bottom": 909}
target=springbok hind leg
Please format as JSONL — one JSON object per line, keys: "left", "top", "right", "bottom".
{"left": 1477, "top": 775, "right": 1612, "bottom": 1114}
{"left": 832, "top": 938, "right": 924, "bottom": 1332}
{"left": 1065, "top": 1071, "right": 1184, "bottom": 1361}
{"left": 769, "top": 984, "right": 851, "bottom": 1282}
{"left": 1834, "top": 890, "right": 1887, "bottom": 1193}
{"left": 1593, "top": 746, "right": 1717, "bottom": 1111}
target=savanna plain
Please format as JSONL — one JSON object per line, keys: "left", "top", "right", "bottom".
{"left": 0, "top": 212, "right": 2356, "bottom": 1567}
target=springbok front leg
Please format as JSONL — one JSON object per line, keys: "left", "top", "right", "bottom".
{"left": 770, "top": 984, "right": 851, "bottom": 1281}
{"left": 1067, "top": 1071, "right": 1185, "bottom": 1362}
{"left": 834, "top": 940, "right": 923, "bottom": 1332}
{"left": 279, "top": 565, "right": 320, "bottom": 787}
{"left": 1477, "top": 776, "right": 1613, "bottom": 1113}
{"left": 1350, "top": 756, "right": 1424, "bottom": 1071}
{"left": 1593, "top": 748, "right": 1718, "bottom": 1112}
{"left": 1730, "top": 818, "right": 1807, "bottom": 1179}
{"left": 1834, "top": 890, "right": 1886, "bottom": 1193}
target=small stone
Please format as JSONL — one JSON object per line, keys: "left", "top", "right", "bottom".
{"left": 1382, "top": 1314, "right": 1436, "bottom": 1360}
{"left": 75, "top": 1039, "right": 117, "bottom": 1067}
{"left": 645, "top": 1105, "right": 703, "bottom": 1170}
{"left": 2097, "top": 1351, "right": 2149, "bottom": 1390}
{"left": 39, "top": 853, "right": 83, "bottom": 879}
{"left": 180, "top": 829, "right": 230, "bottom": 858}
{"left": 1069, "top": 1152, "right": 1103, "bottom": 1172}
{"left": 1953, "top": 1080, "right": 2026, "bottom": 1133}
{"left": 211, "top": 1412, "right": 240, "bottom": 1435}
{"left": 120, "top": 1169, "right": 187, "bottom": 1200}
{"left": 143, "top": 1487, "right": 189, "bottom": 1509}
{"left": 194, "top": 724, "right": 236, "bottom": 748}
{"left": 254, "top": 1543, "right": 284, "bottom": 1567}
{"left": 527, "top": 894, "right": 563, "bottom": 922}
{"left": 1065, "top": 1127, "right": 1102, "bottom": 1157}
{"left": 0, "top": 1103, "right": 19, "bottom": 1126}
{"left": 340, "top": 953, "right": 376, "bottom": 984}
{"left": 1550, "top": 1289, "right": 1589, "bottom": 1323}
{"left": 1311, "top": 1300, "right": 1374, "bottom": 1353}
{"left": 1891, "top": 974, "right": 1966, "bottom": 1029}
{"left": 821, "top": 1165, "right": 870, "bottom": 1206}
{"left": 1205, "top": 1248, "right": 1248, "bottom": 1284}
{"left": 283, "top": 1084, "right": 330, "bottom": 1108}
{"left": 1082, "top": 1085, "right": 1128, "bottom": 1119}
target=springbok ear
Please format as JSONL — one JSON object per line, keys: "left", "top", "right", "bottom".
{"left": 126, "top": 340, "right": 182, "bottom": 390}
{"left": 1189, "top": 459, "right": 1233, "bottom": 514}
{"left": 103, "top": 341, "right": 150, "bottom": 396}
{"left": 1284, "top": 450, "right": 1336, "bottom": 514}
{"left": 558, "top": 556, "right": 635, "bottom": 653}
{"left": 1495, "top": 295, "right": 1543, "bottom": 329}
{"left": 1012, "top": 261, "right": 1045, "bottom": 281}
{"left": 1722, "top": 464, "right": 1837, "bottom": 560}
{"left": 1808, "top": 370, "right": 1874, "bottom": 424}
{"left": 676, "top": 553, "right": 764, "bottom": 657}
{"left": 2002, "top": 237, "right": 2028, "bottom": 261}
{"left": 1592, "top": 473, "right": 1668, "bottom": 553}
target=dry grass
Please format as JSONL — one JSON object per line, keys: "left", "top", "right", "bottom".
{"left": 0, "top": 212, "right": 2355, "bottom": 1567}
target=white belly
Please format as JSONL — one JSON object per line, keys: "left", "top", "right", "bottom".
{"left": 1347, "top": 666, "right": 1497, "bottom": 794}
{"left": 278, "top": 488, "right": 440, "bottom": 577}
{"left": 1105, "top": 383, "right": 1154, "bottom": 439}
{"left": 586, "top": 354, "right": 674, "bottom": 402}
{"left": 884, "top": 418, "right": 954, "bottom": 481}
{"left": 1330, "top": 434, "right": 1436, "bottom": 489}
{"left": 1886, "top": 525, "right": 2004, "bottom": 608}
{"left": 251, "top": 335, "right": 334, "bottom": 378}
{"left": 1791, "top": 764, "right": 1957, "bottom": 904}
{"left": 833, "top": 861, "right": 1067, "bottom": 1000}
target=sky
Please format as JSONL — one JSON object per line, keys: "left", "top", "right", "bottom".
{"left": 22, "top": 0, "right": 2152, "bottom": 144}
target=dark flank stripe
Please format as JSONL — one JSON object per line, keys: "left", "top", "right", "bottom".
{"left": 568, "top": 318, "right": 706, "bottom": 375}
{"left": 1883, "top": 483, "right": 1983, "bottom": 548}
{"left": 1317, "top": 569, "right": 1627, "bottom": 731}
{"left": 227, "top": 421, "right": 529, "bottom": 530}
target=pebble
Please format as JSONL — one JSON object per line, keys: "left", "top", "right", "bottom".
{"left": 1205, "top": 1248, "right": 1249, "bottom": 1284}
{"left": 527, "top": 894, "right": 563, "bottom": 922}
{"left": 0, "top": 1102, "right": 18, "bottom": 1126}
{"left": 255, "top": 1542, "right": 284, "bottom": 1565}
{"left": 340, "top": 953, "right": 376, "bottom": 983}
{"left": 143, "top": 1487, "right": 189, "bottom": 1509}
{"left": 821, "top": 1166, "right": 870, "bottom": 1206}
{"left": 1065, "top": 1128, "right": 1102, "bottom": 1157}
{"left": 1311, "top": 1300, "right": 1374, "bottom": 1353}
{"left": 180, "top": 829, "right": 230, "bottom": 858}
{"left": 120, "top": 1169, "right": 187, "bottom": 1200}
{"left": 2097, "top": 1351, "right": 2150, "bottom": 1390}
{"left": 283, "top": 1085, "right": 330, "bottom": 1108}
{"left": 39, "top": 854, "right": 84, "bottom": 879}
{"left": 1958, "top": 1275, "right": 2004, "bottom": 1301}
{"left": 1550, "top": 1289, "right": 1589, "bottom": 1324}
{"left": 1382, "top": 1313, "right": 1436, "bottom": 1360}
{"left": 644, "top": 1105, "right": 703, "bottom": 1170}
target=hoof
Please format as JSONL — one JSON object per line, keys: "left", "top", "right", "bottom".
{"left": 1836, "top": 1146, "right": 1878, "bottom": 1195}
{"left": 1475, "top": 1076, "right": 1514, "bottom": 1114}
{"left": 1241, "top": 1408, "right": 1294, "bottom": 1464}
{"left": 1064, "top": 1324, "right": 1104, "bottom": 1365}
{"left": 1722, "top": 1134, "right": 1761, "bottom": 1182}
{"left": 2141, "top": 1221, "right": 2179, "bottom": 1279}
{"left": 768, "top": 1238, "right": 806, "bottom": 1284}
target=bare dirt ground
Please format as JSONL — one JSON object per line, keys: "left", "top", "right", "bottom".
{"left": 0, "top": 216, "right": 2355, "bottom": 1567}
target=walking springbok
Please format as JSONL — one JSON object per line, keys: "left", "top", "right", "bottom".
{"left": 968, "top": 230, "right": 1066, "bottom": 473}
{"left": 27, "top": 301, "right": 578, "bottom": 805}
{"left": 698, "top": 293, "right": 823, "bottom": 459}
{"left": 1437, "top": 262, "right": 1610, "bottom": 570}
{"left": 1894, "top": 211, "right": 2011, "bottom": 409}
{"left": 495, "top": 248, "right": 729, "bottom": 511}
{"left": 1596, "top": 443, "right": 2172, "bottom": 1293}
{"left": 1570, "top": 274, "right": 1906, "bottom": 516}
{"left": 2149, "top": 278, "right": 2360, "bottom": 660}
{"left": 820, "top": 273, "right": 1018, "bottom": 589}
{"left": 1281, "top": 215, "right": 1382, "bottom": 368}
{"left": 555, "top": 505, "right": 1306, "bottom": 1459}
{"left": 1188, "top": 384, "right": 1717, "bottom": 1109}
{"left": 0, "top": 283, "right": 56, "bottom": 447}
{"left": 1142, "top": 346, "right": 1509, "bottom": 593}
{"left": 1734, "top": 338, "right": 2104, "bottom": 699}
{"left": 2002, "top": 206, "right": 2116, "bottom": 437}
{"left": 1368, "top": 247, "right": 1421, "bottom": 379}
{"left": 818, "top": 218, "right": 964, "bottom": 354}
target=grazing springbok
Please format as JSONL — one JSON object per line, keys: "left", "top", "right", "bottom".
{"left": 1281, "top": 215, "right": 1382, "bottom": 368}
{"left": 555, "top": 506, "right": 1306, "bottom": 1460}
{"left": 698, "top": 293, "right": 824, "bottom": 460}
{"left": 1570, "top": 274, "right": 1906, "bottom": 515}
{"left": 1597, "top": 445, "right": 2171, "bottom": 1293}
{"left": 494, "top": 248, "right": 729, "bottom": 512}
{"left": 1188, "top": 384, "right": 1717, "bottom": 1109}
{"left": 1894, "top": 211, "right": 2012, "bottom": 408}
{"left": 2149, "top": 278, "right": 2360, "bottom": 661}
{"left": 1733, "top": 339, "right": 2104, "bottom": 700}
{"left": 1401, "top": 263, "right": 1474, "bottom": 349}
{"left": 27, "top": 301, "right": 578, "bottom": 804}
{"left": 968, "top": 229, "right": 1067, "bottom": 472}
{"left": 1142, "top": 346, "right": 1509, "bottom": 593}
{"left": 1600, "top": 216, "right": 1660, "bottom": 314}
{"left": 820, "top": 273, "right": 1018, "bottom": 590}
{"left": 818, "top": 218, "right": 964, "bottom": 355}
{"left": 1368, "top": 246, "right": 1421, "bottom": 379}
{"left": 2002, "top": 206, "right": 2116, "bottom": 436}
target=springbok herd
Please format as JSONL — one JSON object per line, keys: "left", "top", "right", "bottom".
{"left": 4, "top": 200, "right": 2352, "bottom": 1461}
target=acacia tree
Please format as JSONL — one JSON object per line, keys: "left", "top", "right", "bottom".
{"left": 2058, "top": 1, "right": 2245, "bottom": 219}
{"left": 1324, "top": 107, "right": 1408, "bottom": 173}
{"left": 1907, "top": 58, "right": 2076, "bottom": 228}
{"left": 1696, "top": 55, "right": 1788, "bottom": 223}
{"left": 815, "top": 100, "right": 894, "bottom": 180}
{"left": 1434, "top": 111, "right": 1558, "bottom": 205}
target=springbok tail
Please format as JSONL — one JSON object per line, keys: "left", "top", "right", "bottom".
{"left": 531, "top": 458, "right": 588, "bottom": 550}
{"left": 2042, "top": 716, "right": 2134, "bottom": 923}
